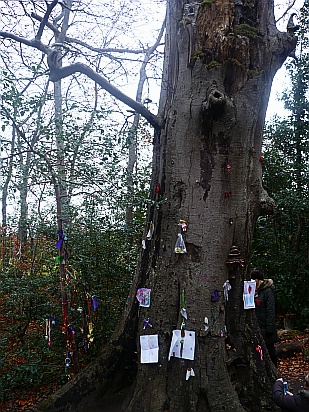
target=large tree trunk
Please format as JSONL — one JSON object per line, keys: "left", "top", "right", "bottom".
{"left": 28, "top": 1, "right": 296, "bottom": 411}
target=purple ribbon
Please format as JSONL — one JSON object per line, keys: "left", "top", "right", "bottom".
{"left": 92, "top": 295, "right": 99, "bottom": 310}
{"left": 55, "top": 229, "right": 64, "bottom": 249}
{"left": 143, "top": 318, "right": 152, "bottom": 329}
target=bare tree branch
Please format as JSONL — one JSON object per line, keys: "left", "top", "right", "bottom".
{"left": 1, "top": 14, "right": 164, "bottom": 130}
{"left": 35, "top": 0, "right": 59, "bottom": 41}
{"left": 0, "top": 30, "right": 50, "bottom": 54}
{"left": 2, "top": 106, "right": 58, "bottom": 187}
{"left": 31, "top": 12, "right": 150, "bottom": 55}
{"left": 276, "top": 0, "right": 297, "bottom": 24}
{"left": 49, "top": 61, "right": 162, "bottom": 129}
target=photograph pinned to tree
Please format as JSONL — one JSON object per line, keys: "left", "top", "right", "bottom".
{"left": 136, "top": 288, "right": 151, "bottom": 307}
{"left": 140, "top": 334, "right": 159, "bottom": 363}
{"left": 243, "top": 280, "right": 256, "bottom": 309}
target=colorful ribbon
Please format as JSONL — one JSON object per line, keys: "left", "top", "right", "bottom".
{"left": 256, "top": 345, "right": 263, "bottom": 360}
{"left": 92, "top": 295, "right": 98, "bottom": 310}
{"left": 55, "top": 229, "right": 64, "bottom": 249}
{"left": 143, "top": 318, "right": 152, "bottom": 329}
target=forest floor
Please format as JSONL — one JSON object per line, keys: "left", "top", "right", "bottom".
{"left": 1, "top": 331, "right": 308, "bottom": 412}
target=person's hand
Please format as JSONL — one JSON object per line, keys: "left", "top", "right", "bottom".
{"left": 286, "top": 391, "right": 293, "bottom": 396}
{"left": 276, "top": 378, "right": 283, "bottom": 382}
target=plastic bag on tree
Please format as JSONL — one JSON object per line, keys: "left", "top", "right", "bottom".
{"left": 175, "top": 233, "right": 187, "bottom": 254}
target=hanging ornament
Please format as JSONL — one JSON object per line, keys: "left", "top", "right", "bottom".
{"left": 178, "top": 220, "right": 188, "bottom": 232}
{"left": 223, "top": 280, "right": 232, "bottom": 301}
{"left": 259, "top": 156, "right": 264, "bottom": 163}
{"left": 155, "top": 183, "right": 161, "bottom": 194}
{"left": 146, "top": 222, "right": 154, "bottom": 240}
{"left": 225, "top": 191, "right": 232, "bottom": 198}
{"left": 229, "top": 218, "right": 234, "bottom": 225}
{"left": 175, "top": 233, "right": 187, "bottom": 254}
{"left": 226, "top": 164, "right": 231, "bottom": 173}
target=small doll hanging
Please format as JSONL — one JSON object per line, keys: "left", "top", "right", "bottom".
{"left": 175, "top": 233, "right": 187, "bottom": 254}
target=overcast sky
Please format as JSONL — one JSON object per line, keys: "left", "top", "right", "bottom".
{"left": 266, "top": 0, "right": 304, "bottom": 119}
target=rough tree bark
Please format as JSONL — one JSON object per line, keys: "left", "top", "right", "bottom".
{"left": 24, "top": 0, "right": 297, "bottom": 411}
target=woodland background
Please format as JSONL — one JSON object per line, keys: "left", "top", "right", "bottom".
{"left": 0, "top": 0, "right": 308, "bottom": 409}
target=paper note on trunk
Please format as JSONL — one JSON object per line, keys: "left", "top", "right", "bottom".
{"left": 136, "top": 288, "right": 151, "bottom": 307}
{"left": 140, "top": 334, "right": 159, "bottom": 363}
{"left": 243, "top": 281, "right": 256, "bottom": 309}
{"left": 168, "top": 330, "right": 195, "bottom": 361}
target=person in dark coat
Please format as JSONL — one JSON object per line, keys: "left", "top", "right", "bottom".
{"left": 272, "top": 375, "right": 309, "bottom": 411}
{"left": 250, "top": 269, "right": 278, "bottom": 366}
